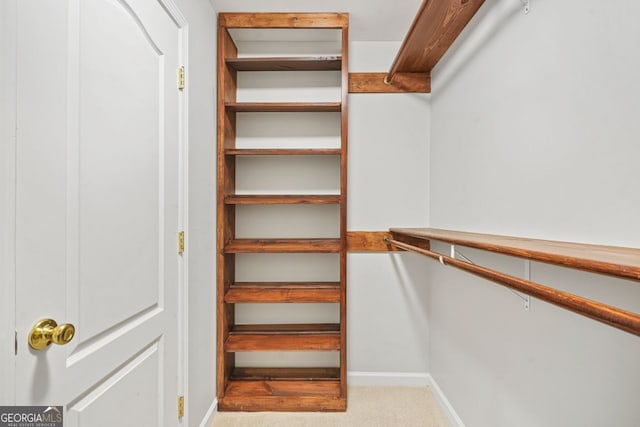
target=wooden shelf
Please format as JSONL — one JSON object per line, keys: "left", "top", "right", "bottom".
{"left": 391, "top": 228, "right": 640, "bottom": 281}
{"left": 225, "top": 148, "right": 342, "bottom": 156}
{"left": 225, "top": 238, "right": 341, "bottom": 253}
{"left": 225, "top": 102, "right": 341, "bottom": 113}
{"left": 226, "top": 56, "right": 342, "bottom": 71}
{"left": 225, "top": 323, "right": 341, "bottom": 351}
{"left": 231, "top": 367, "right": 340, "bottom": 381}
{"left": 225, "top": 282, "right": 341, "bottom": 303}
{"left": 221, "top": 367, "right": 344, "bottom": 411}
{"left": 225, "top": 194, "right": 341, "bottom": 205}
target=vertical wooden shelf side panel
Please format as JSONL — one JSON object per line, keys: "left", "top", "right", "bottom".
{"left": 217, "top": 25, "right": 238, "bottom": 400}
{"left": 339, "top": 25, "right": 349, "bottom": 400}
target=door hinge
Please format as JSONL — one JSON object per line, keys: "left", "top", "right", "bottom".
{"left": 178, "top": 231, "right": 185, "bottom": 255}
{"left": 178, "top": 396, "right": 184, "bottom": 418}
{"left": 178, "top": 66, "right": 185, "bottom": 91}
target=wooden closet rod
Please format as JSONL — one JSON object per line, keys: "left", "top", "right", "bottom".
{"left": 384, "top": 237, "right": 640, "bottom": 338}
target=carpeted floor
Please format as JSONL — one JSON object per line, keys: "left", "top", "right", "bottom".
{"left": 211, "top": 386, "right": 451, "bottom": 427}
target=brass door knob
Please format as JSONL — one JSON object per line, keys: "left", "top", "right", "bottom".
{"left": 28, "top": 319, "right": 76, "bottom": 350}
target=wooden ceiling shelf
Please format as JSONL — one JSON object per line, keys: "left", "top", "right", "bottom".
{"left": 226, "top": 56, "right": 342, "bottom": 72}
{"left": 350, "top": 0, "right": 485, "bottom": 94}
{"left": 387, "top": 228, "right": 640, "bottom": 337}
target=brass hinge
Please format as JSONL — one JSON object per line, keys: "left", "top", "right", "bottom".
{"left": 178, "top": 66, "right": 185, "bottom": 91}
{"left": 178, "top": 231, "right": 185, "bottom": 255}
{"left": 178, "top": 396, "right": 184, "bottom": 418}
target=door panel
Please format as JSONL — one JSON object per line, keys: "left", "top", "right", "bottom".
{"left": 67, "top": 341, "right": 161, "bottom": 426}
{"left": 77, "top": 0, "right": 163, "bottom": 340}
{"left": 15, "top": 0, "right": 184, "bottom": 425}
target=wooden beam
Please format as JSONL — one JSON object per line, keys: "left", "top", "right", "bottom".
{"left": 348, "top": 73, "right": 430, "bottom": 93}
{"left": 387, "top": 0, "right": 485, "bottom": 80}
{"left": 347, "top": 231, "right": 396, "bottom": 252}
{"left": 219, "top": 13, "right": 349, "bottom": 29}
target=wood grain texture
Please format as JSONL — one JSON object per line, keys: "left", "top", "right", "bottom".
{"left": 225, "top": 148, "right": 342, "bottom": 156}
{"left": 346, "top": 231, "right": 399, "bottom": 252}
{"left": 225, "top": 282, "right": 341, "bottom": 303}
{"left": 387, "top": 0, "right": 485, "bottom": 78}
{"left": 386, "top": 237, "right": 640, "bottom": 338}
{"left": 225, "top": 102, "right": 341, "bottom": 112}
{"left": 218, "top": 12, "right": 349, "bottom": 412}
{"left": 225, "top": 380, "right": 340, "bottom": 397}
{"left": 231, "top": 367, "right": 340, "bottom": 381}
{"left": 225, "top": 324, "right": 341, "bottom": 351}
{"left": 219, "top": 13, "right": 349, "bottom": 29}
{"left": 391, "top": 228, "right": 640, "bottom": 281}
{"left": 226, "top": 56, "right": 341, "bottom": 72}
{"left": 224, "top": 194, "right": 341, "bottom": 205}
{"left": 219, "top": 395, "right": 346, "bottom": 412}
{"left": 348, "top": 72, "right": 430, "bottom": 93}
{"left": 216, "top": 26, "right": 238, "bottom": 400}
{"left": 339, "top": 25, "right": 350, "bottom": 400}
{"left": 225, "top": 239, "right": 341, "bottom": 253}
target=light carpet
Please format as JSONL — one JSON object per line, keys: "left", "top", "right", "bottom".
{"left": 211, "top": 386, "right": 451, "bottom": 427}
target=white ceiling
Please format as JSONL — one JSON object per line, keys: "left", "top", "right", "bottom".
{"left": 208, "top": 0, "right": 423, "bottom": 42}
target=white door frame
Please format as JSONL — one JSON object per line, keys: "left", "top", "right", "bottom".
{"left": 0, "top": 0, "right": 17, "bottom": 406}
{"left": 0, "top": 2, "right": 190, "bottom": 421}
{"left": 167, "top": 0, "right": 191, "bottom": 424}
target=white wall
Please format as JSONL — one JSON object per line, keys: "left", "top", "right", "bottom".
{"left": 0, "top": 0, "right": 17, "bottom": 405}
{"left": 223, "top": 39, "right": 432, "bottom": 381}
{"left": 429, "top": 1, "right": 640, "bottom": 426}
{"left": 348, "top": 42, "right": 431, "bottom": 380}
{"left": 173, "top": 0, "right": 217, "bottom": 425}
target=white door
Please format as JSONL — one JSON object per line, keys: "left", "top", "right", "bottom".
{"left": 13, "top": 0, "right": 186, "bottom": 425}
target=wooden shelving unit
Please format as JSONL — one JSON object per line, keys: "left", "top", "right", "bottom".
{"left": 217, "top": 12, "right": 349, "bottom": 412}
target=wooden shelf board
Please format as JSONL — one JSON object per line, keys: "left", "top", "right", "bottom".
{"left": 391, "top": 228, "right": 640, "bottom": 281}
{"left": 225, "top": 194, "right": 341, "bottom": 205}
{"left": 226, "top": 282, "right": 341, "bottom": 303}
{"left": 226, "top": 56, "right": 341, "bottom": 71}
{"left": 225, "top": 323, "right": 341, "bottom": 352}
{"left": 225, "top": 148, "right": 342, "bottom": 156}
{"left": 388, "top": 0, "right": 485, "bottom": 74}
{"left": 219, "top": 394, "right": 346, "bottom": 412}
{"left": 231, "top": 367, "right": 340, "bottom": 381}
{"left": 225, "top": 238, "right": 341, "bottom": 253}
{"left": 225, "top": 102, "right": 341, "bottom": 112}
{"left": 219, "top": 13, "right": 349, "bottom": 29}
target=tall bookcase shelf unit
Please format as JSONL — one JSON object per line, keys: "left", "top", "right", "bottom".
{"left": 216, "top": 13, "right": 349, "bottom": 412}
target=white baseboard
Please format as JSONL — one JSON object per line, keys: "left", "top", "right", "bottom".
{"left": 197, "top": 399, "right": 218, "bottom": 427}
{"left": 426, "top": 374, "right": 466, "bottom": 427}
{"left": 348, "top": 371, "right": 430, "bottom": 387}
